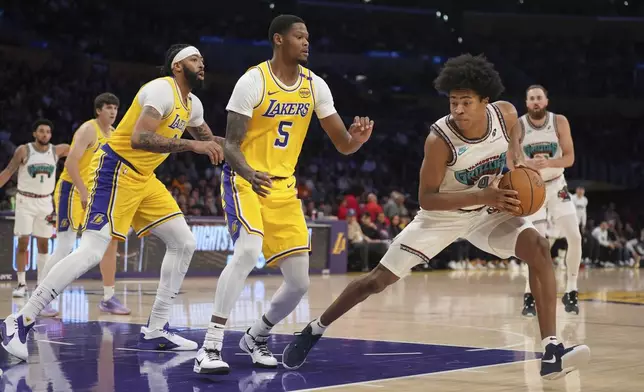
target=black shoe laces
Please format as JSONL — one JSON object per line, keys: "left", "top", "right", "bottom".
{"left": 253, "top": 336, "right": 272, "bottom": 356}
{"left": 205, "top": 349, "right": 222, "bottom": 360}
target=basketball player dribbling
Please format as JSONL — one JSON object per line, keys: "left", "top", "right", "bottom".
{"left": 0, "top": 120, "right": 69, "bottom": 300}
{"left": 193, "top": 15, "right": 373, "bottom": 375}
{"left": 520, "top": 85, "right": 582, "bottom": 317}
{"left": 0, "top": 44, "right": 225, "bottom": 362}
{"left": 44, "top": 93, "right": 130, "bottom": 317}
{"left": 282, "top": 54, "right": 590, "bottom": 380}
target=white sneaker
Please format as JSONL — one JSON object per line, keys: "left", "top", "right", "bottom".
{"left": 12, "top": 284, "right": 27, "bottom": 298}
{"left": 0, "top": 314, "right": 35, "bottom": 361}
{"left": 239, "top": 328, "right": 278, "bottom": 368}
{"left": 193, "top": 347, "right": 230, "bottom": 374}
{"left": 137, "top": 323, "right": 198, "bottom": 351}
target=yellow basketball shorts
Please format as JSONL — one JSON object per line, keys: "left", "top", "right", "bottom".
{"left": 53, "top": 179, "right": 84, "bottom": 232}
{"left": 220, "top": 163, "right": 310, "bottom": 266}
{"left": 84, "top": 145, "right": 183, "bottom": 240}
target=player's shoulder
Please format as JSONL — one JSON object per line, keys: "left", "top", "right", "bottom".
{"left": 490, "top": 100, "right": 518, "bottom": 117}
{"left": 552, "top": 112, "right": 569, "bottom": 123}
{"left": 188, "top": 92, "right": 203, "bottom": 105}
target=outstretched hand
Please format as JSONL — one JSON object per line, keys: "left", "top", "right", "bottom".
{"left": 348, "top": 116, "right": 374, "bottom": 144}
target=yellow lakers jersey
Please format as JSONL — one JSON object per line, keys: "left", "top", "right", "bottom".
{"left": 59, "top": 119, "right": 109, "bottom": 184}
{"left": 108, "top": 76, "right": 192, "bottom": 176}
{"left": 243, "top": 61, "right": 315, "bottom": 178}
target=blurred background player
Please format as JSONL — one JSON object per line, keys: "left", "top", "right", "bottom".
{"left": 572, "top": 186, "right": 588, "bottom": 230}
{"left": 44, "top": 93, "right": 131, "bottom": 317}
{"left": 194, "top": 15, "right": 372, "bottom": 375}
{"left": 0, "top": 44, "right": 224, "bottom": 361}
{"left": 0, "top": 120, "right": 69, "bottom": 299}
{"left": 520, "top": 85, "right": 582, "bottom": 316}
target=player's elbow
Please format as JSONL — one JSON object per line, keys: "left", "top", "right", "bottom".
{"left": 130, "top": 131, "right": 143, "bottom": 150}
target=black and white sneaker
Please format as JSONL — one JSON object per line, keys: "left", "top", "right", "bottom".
{"left": 522, "top": 293, "right": 537, "bottom": 317}
{"left": 282, "top": 323, "right": 322, "bottom": 370}
{"left": 562, "top": 291, "right": 579, "bottom": 315}
{"left": 540, "top": 342, "right": 590, "bottom": 380}
{"left": 193, "top": 347, "right": 230, "bottom": 375}
{"left": 239, "top": 328, "right": 278, "bottom": 368}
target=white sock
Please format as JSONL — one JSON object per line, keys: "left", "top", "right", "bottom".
{"left": 249, "top": 315, "right": 274, "bottom": 338}
{"left": 542, "top": 336, "right": 558, "bottom": 350}
{"left": 103, "top": 286, "right": 115, "bottom": 301}
{"left": 17, "top": 271, "right": 26, "bottom": 286}
{"left": 310, "top": 318, "right": 328, "bottom": 335}
{"left": 524, "top": 269, "right": 531, "bottom": 294}
{"left": 20, "top": 227, "right": 111, "bottom": 322}
{"left": 558, "top": 215, "right": 582, "bottom": 293}
{"left": 37, "top": 253, "right": 49, "bottom": 285}
{"left": 203, "top": 320, "right": 226, "bottom": 351}
{"left": 147, "top": 218, "right": 196, "bottom": 330}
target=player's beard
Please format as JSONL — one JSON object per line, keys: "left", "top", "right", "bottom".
{"left": 528, "top": 107, "right": 547, "bottom": 120}
{"left": 35, "top": 138, "right": 49, "bottom": 146}
{"left": 183, "top": 66, "right": 204, "bottom": 90}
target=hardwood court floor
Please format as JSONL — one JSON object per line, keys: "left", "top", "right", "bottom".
{"left": 0, "top": 267, "right": 642, "bottom": 391}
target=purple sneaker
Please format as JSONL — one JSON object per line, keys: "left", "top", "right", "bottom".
{"left": 40, "top": 304, "right": 59, "bottom": 318}
{"left": 99, "top": 296, "right": 131, "bottom": 315}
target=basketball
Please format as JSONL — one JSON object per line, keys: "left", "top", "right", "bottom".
{"left": 498, "top": 167, "right": 546, "bottom": 217}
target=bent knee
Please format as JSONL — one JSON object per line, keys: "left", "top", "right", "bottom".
{"left": 290, "top": 276, "right": 310, "bottom": 295}
{"left": 363, "top": 268, "right": 396, "bottom": 294}
{"left": 182, "top": 236, "right": 197, "bottom": 254}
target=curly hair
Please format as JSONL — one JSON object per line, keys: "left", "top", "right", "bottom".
{"left": 433, "top": 54, "right": 505, "bottom": 100}
{"left": 162, "top": 44, "right": 190, "bottom": 76}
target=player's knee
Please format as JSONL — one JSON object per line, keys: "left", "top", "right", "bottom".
{"left": 36, "top": 239, "right": 49, "bottom": 254}
{"left": 17, "top": 237, "right": 29, "bottom": 252}
{"left": 290, "top": 274, "right": 310, "bottom": 296}
{"left": 181, "top": 234, "right": 197, "bottom": 255}
{"left": 534, "top": 235, "right": 551, "bottom": 263}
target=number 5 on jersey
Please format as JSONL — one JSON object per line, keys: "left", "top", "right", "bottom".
{"left": 274, "top": 121, "right": 292, "bottom": 148}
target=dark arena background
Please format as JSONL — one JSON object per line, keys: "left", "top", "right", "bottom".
{"left": 0, "top": 0, "right": 643, "bottom": 391}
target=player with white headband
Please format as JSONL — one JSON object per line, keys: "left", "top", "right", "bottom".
{"left": 1, "top": 44, "right": 225, "bottom": 362}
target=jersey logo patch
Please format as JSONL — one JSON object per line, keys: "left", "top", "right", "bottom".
{"left": 299, "top": 88, "right": 311, "bottom": 98}
{"left": 558, "top": 186, "right": 571, "bottom": 201}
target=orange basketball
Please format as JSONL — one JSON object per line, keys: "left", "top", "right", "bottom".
{"left": 498, "top": 167, "right": 546, "bottom": 217}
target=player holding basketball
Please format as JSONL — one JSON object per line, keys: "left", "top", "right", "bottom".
{"left": 282, "top": 54, "right": 590, "bottom": 380}
{"left": 0, "top": 120, "right": 69, "bottom": 300}
{"left": 0, "top": 44, "right": 224, "bottom": 362}
{"left": 193, "top": 15, "right": 372, "bottom": 375}
{"left": 520, "top": 85, "right": 582, "bottom": 317}
{"left": 44, "top": 93, "right": 131, "bottom": 317}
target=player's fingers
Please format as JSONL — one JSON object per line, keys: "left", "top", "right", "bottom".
{"left": 254, "top": 185, "right": 270, "bottom": 197}
{"left": 501, "top": 189, "right": 519, "bottom": 197}
{"left": 256, "top": 172, "right": 273, "bottom": 187}
{"left": 503, "top": 197, "right": 521, "bottom": 206}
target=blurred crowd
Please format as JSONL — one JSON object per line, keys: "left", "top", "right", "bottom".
{"left": 1, "top": 0, "right": 644, "bottom": 271}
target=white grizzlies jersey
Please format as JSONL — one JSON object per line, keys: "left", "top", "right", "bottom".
{"left": 432, "top": 103, "right": 509, "bottom": 211}
{"left": 520, "top": 111, "right": 563, "bottom": 181}
{"left": 17, "top": 143, "right": 58, "bottom": 196}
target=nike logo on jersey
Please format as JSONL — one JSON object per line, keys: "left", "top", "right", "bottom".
{"left": 287, "top": 182, "right": 295, "bottom": 188}
{"left": 268, "top": 91, "right": 279, "bottom": 96}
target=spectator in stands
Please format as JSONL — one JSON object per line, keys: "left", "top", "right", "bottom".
{"left": 374, "top": 212, "right": 390, "bottom": 240}
{"left": 389, "top": 215, "right": 403, "bottom": 238}
{"left": 592, "top": 221, "right": 618, "bottom": 267}
{"left": 383, "top": 191, "right": 408, "bottom": 219}
{"left": 364, "top": 193, "right": 383, "bottom": 221}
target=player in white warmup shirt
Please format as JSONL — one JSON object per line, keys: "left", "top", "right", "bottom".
{"left": 571, "top": 186, "right": 588, "bottom": 230}
{"left": 519, "top": 85, "right": 582, "bottom": 316}
{"left": 282, "top": 54, "right": 590, "bottom": 381}
{"left": 0, "top": 119, "right": 69, "bottom": 299}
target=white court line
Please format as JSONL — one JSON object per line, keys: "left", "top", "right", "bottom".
{"left": 115, "top": 347, "right": 185, "bottom": 353}
{"left": 36, "top": 339, "right": 74, "bottom": 346}
{"left": 293, "top": 358, "right": 540, "bottom": 392}
{"left": 467, "top": 342, "right": 528, "bottom": 352}
{"left": 363, "top": 352, "right": 422, "bottom": 356}
{"left": 235, "top": 353, "right": 282, "bottom": 356}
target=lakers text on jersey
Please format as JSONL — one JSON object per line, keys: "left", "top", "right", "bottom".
{"left": 54, "top": 119, "right": 107, "bottom": 232}
{"left": 83, "top": 77, "right": 188, "bottom": 239}
{"left": 222, "top": 62, "right": 314, "bottom": 265}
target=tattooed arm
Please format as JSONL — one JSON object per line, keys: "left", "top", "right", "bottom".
{"left": 0, "top": 145, "right": 27, "bottom": 188}
{"left": 130, "top": 106, "right": 196, "bottom": 153}
{"left": 223, "top": 111, "right": 253, "bottom": 180}
{"left": 186, "top": 122, "right": 225, "bottom": 147}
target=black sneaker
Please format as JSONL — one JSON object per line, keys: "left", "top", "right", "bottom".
{"left": 522, "top": 293, "right": 537, "bottom": 317}
{"left": 282, "top": 323, "right": 322, "bottom": 370}
{"left": 540, "top": 342, "right": 591, "bottom": 380}
{"left": 562, "top": 291, "right": 579, "bottom": 315}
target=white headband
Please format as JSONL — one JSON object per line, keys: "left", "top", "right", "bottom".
{"left": 172, "top": 46, "right": 201, "bottom": 66}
